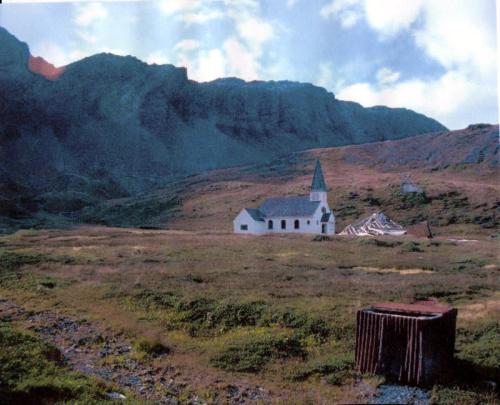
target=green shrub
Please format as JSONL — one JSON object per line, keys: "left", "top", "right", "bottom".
{"left": 400, "top": 241, "right": 424, "bottom": 252}
{"left": 0, "top": 321, "right": 112, "bottom": 403}
{"left": 290, "top": 354, "right": 354, "bottom": 383}
{"left": 429, "top": 385, "right": 497, "bottom": 405}
{"left": 358, "top": 239, "right": 402, "bottom": 248}
{"left": 133, "top": 336, "right": 169, "bottom": 357}
{"left": 0, "top": 250, "right": 46, "bottom": 271}
{"left": 132, "top": 289, "right": 180, "bottom": 310}
{"left": 456, "top": 320, "right": 500, "bottom": 369}
{"left": 210, "top": 334, "right": 305, "bottom": 372}
{"left": 261, "top": 309, "right": 331, "bottom": 342}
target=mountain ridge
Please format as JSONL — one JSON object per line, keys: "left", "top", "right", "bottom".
{"left": 0, "top": 26, "right": 457, "bottom": 231}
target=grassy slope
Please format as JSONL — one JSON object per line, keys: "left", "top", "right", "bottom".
{"left": 0, "top": 126, "right": 498, "bottom": 403}
{"left": 0, "top": 227, "right": 498, "bottom": 403}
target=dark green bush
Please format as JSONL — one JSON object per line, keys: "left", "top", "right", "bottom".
{"left": 133, "top": 336, "right": 169, "bottom": 357}
{"left": 210, "top": 334, "right": 305, "bottom": 372}
{"left": 290, "top": 354, "right": 354, "bottom": 383}
{"left": 0, "top": 250, "right": 46, "bottom": 271}
{"left": 0, "top": 321, "right": 111, "bottom": 403}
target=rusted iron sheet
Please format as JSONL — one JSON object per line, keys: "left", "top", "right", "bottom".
{"left": 355, "top": 301, "right": 457, "bottom": 386}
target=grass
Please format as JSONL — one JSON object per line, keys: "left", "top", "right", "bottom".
{"left": 0, "top": 226, "right": 498, "bottom": 403}
{"left": 0, "top": 320, "right": 115, "bottom": 404}
{"left": 210, "top": 331, "right": 305, "bottom": 372}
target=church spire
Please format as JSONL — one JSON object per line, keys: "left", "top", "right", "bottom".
{"left": 311, "top": 159, "right": 327, "bottom": 192}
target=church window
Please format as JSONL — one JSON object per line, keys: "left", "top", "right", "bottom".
{"left": 268, "top": 220, "right": 273, "bottom": 230}
{"left": 240, "top": 224, "right": 248, "bottom": 231}
{"left": 281, "top": 220, "right": 286, "bottom": 229}
{"left": 294, "top": 219, "right": 300, "bottom": 229}
{"left": 307, "top": 220, "right": 310, "bottom": 225}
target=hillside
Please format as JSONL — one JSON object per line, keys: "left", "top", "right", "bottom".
{"left": 4, "top": 123, "right": 492, "bottom": 236}
{"left": 0, "top": 26, "right": 449, "bottom": 231}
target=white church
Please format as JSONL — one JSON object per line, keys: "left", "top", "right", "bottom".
{"left": 233, "top": 159, "right": 336, "bottom": 235}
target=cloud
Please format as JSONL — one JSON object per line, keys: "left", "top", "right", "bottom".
{"left": 174, "top": 39, "right": 200, "bottom": 52}
{"left": 223, "top": 37, "right": 260, "bottom": 80}
{"left": 325, "top": 0, "right": 497, "bottom": 128}
{"left": 74, "top": 2, "right": 108, "bottom": 27}
{"left": 376, "top": 67, "right": 400, "bottom": 85}
{"left": 286, "top": 0, "right": 298, "bottom": 8}
{"left": 30, "top": 41, "right": 68, "bottom": 66}
{"left": 321, "top": 0, "right": 422, "bottom": 35}
{"left": 158, "top": 0, "right": 224, "bottom": 25}
{"left": 146, "top": 50, "right": 169, "bottom": 65}
{"left": 172, "top": 0, "right": 279, "bottom": 82}
{"left": 320, "top": 0, "right": 363, "bottom": 28}
{"left": 317, "top": 61, "right": 334, "bottom": 89}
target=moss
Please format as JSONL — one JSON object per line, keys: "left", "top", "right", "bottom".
{"left": 429, "top": 385, "right": 497, "bottom": 405}
{"left": 0, "top": 321, "right": 113, "bottom": 404}
{"left": 0, "top": 250, "right": 47, "bottom": 271}
{"left": 289, "top": 354, "right": 354, "bottom": 383}
{"left": 210, "top": 333, "right": 305, "bottom": 372}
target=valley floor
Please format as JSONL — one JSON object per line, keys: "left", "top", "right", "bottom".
{"left": 0, "top": 226, "right": 499, "bottom": 404}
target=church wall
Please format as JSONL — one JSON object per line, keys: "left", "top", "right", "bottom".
{"left": 233, "top": 209, "right": 266, "bottom": 234}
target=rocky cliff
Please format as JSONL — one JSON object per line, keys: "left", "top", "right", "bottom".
{"left": 0, "top": 26, "right": 448, "bottom": 229}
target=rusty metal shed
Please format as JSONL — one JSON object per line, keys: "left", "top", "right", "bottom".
{"left": 355, "top": 301, "right": 457, "bottom": 386}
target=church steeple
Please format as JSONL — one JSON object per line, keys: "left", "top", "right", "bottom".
{"left": 310, "top": 159, "right": 328, "bottom": 203}
{"left": 311, "top": 159, "right": 327, "bottom": 192}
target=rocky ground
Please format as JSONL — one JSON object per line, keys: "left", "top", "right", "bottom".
{"left": 0, "top": 299, "right": 271, "bottom": 404}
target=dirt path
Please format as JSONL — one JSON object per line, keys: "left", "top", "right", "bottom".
{"left": 0, "top": 299, "right": 271, "bottom": 404}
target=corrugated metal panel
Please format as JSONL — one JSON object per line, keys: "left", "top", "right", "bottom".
{"left": 355, "top": 302, "right": 457, "bottom": 386}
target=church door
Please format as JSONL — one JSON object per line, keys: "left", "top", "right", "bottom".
{"left": 321, "top": 224, "right": 326, "bottom": 234}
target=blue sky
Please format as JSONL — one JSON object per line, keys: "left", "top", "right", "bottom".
{"left": 0, "top": 0, "right": 498, "bottom": 129}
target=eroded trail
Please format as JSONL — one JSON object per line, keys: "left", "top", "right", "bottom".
{"left": 0, "top": 299, "right": 271, "bottom": 404}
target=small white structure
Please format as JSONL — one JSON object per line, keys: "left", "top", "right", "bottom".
{"left": 339, "top": 212, "right": 406, "bottom": 236}
{"left": 233, "top": 159, "right": 335, "bottom": 235}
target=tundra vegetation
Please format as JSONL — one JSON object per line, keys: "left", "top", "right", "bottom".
{"left": 0, "top": 226, "right": 498, "bottom": 404}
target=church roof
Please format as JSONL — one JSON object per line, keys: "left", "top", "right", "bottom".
{"left": 259, "top": 196, "right": 320, "bottom": 217}
{"left": 245, "top": 208, "right": 265, "bottom": 222}
{"left": 320, "top": 212, "right": 331, "bottom": 222}
{"left": 311, "top": 159, "right": 327, "bottom": 192}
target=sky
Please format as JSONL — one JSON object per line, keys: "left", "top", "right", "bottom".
{"left": 0, "top": 0, "right": 498, "bottom": 129}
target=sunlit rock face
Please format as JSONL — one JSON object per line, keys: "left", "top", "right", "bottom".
{"left": 28, "top": 56, "right": 65, "bottom": 80}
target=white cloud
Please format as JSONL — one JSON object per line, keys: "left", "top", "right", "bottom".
{"left": 158, "top": 0, "right": 198, "bottom": 16}
{"left": 74, "top": 2, "right": 108, "bottom": 27}
{"left": 223, "top": 37, "right": 260, "bottom": 80}
{"left": 376, "top": 67, "right": 400, "bottom": 85}
{"left": 317, "top": 61, "right": 334, "bottom": 88}
{"left": 191, "top": 48, "right": 226, "bottom": 81}
{"left": 158, "top": 0, "right": 223, "bottom": 25}
{"left": 30, "top": 41, "right": 68, "bottom": 66}
{"left": 338, "top": 69, "right": 497, "bottom": 129}
{"left": 146, "top": 50, "right": 169, "bottom": 65}
{"left": 174, "top": 39, "right": 200, "bottom": 52}
{"left": 363, "top": 0, "right": 423, "bottom": 36}
{"left": 286, "top": 0, "right": 298, "bottom": 9}
{"left": 321, "top": 0, "right": 422, "bottom": 35}
{"left": 325, "top": 0, "right": 497, "bottom": 128}
{"left": 320, "top": 0, "right": 363, "bottom": 28}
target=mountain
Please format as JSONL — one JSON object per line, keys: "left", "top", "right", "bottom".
{"left": 0, "top": 26, "right": 453, "bottom": 231}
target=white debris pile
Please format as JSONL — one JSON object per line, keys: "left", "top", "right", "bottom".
{"left": 340, "top": 212, "right": 406, "bottom": 236}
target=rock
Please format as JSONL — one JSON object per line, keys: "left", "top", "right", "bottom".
{"left": 340, "top": 212, "right": 406, "bottom": 236}
{"left": 106, "top": 392, "right": 127, "bottom": 400}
